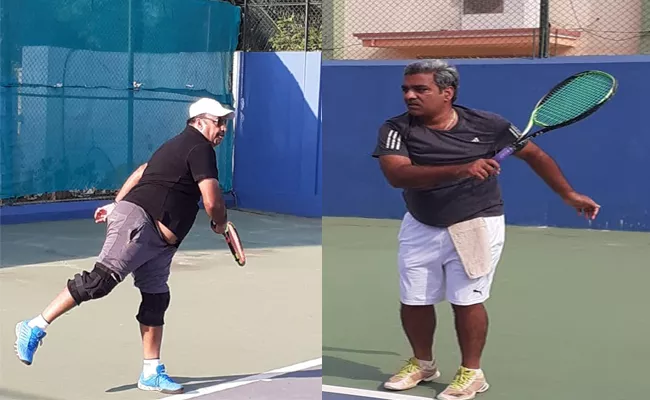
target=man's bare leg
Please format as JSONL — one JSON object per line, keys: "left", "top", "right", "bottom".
{"left": 16, "top": 262, "right": 121, "bottom": 366}
{"left": 452, "top": 303, "right": 488, "bottom": 370}
{"left": 18, "top": 286, "right": 78, "bottom": 335}
{"left": 401, "top": 303, "right": 436, "bottom": 361}
{"left": 383, "top": 303, "right": 441, "bottom": 391}
{"left": 40, "top": 287, "right": 78, "bottom": 324}
{"left": 140, "top": 324, "right": 163, "bottom": 360}
{"left": 437, "top": 303, "right": 490, "bottom": 400}
{"left": 135, "top": 290, "right": 182, "bottom": 394}
{"left": 15, "top": 287, "right": 78, "bottom": 365}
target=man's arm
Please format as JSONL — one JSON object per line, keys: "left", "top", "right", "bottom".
{"left": 493, "top": 117, "right": 576, "bottom": 197}
{"left": 115, "top": 163, "right": 148, "bottom": 202}
{"left": 513, "top": 142, "right": 574, "bottom": 197}
{"left": 514, "top": 141, "right": 600, "bottom": 219}
{"left": 197, "top": 178, "right": 227, "bottom": 225}
{"left": 378, "top": 155, "right": 491, "bottom": 189}
{"left": 188, "top": 144, "right": 227, "bottom": 226}
{"left": 372, "top": 123, "right": 499, "bottom": 189}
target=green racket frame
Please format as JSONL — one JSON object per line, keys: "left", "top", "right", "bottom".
{"left": 493, "top": 70, "right": 618, "bottom": 162}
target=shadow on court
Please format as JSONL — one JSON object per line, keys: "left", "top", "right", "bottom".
{"left": 323, "top": 346, "right": 399, "bottom": 356}
{"left": 323, "top": 356, "right": 387, "bottom": 383}
{"left": 106, "top": 368, "right": 321, "bottom": 393}
{"left": 0, "top": 388, "right": 63, "bottom": 400}
{"left": 106, "top": 372, "right": 254, "bottom": 393}
{"left": 0, "top": 209, "right": 321, "bottom": 268}
{"left": 323, "top": 355, "right": 449, "bottom": 395}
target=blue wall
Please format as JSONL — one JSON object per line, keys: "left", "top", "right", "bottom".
{"left": 322, "top": 56, "right": 650, "bottom": 232}
{"left": 233, "top": 52, "right": 322, "bottom": 218}
{"left": 6, "top": 53, "right": 650, "bottom": 231}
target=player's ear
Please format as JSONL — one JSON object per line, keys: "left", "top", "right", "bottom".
{"left": 443, "top": 87, "right": 454, "bottom": 102}
{"left": 196, "top": 119, "right": 206, "bottom": 133}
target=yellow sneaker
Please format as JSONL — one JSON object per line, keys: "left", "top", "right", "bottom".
{"left": 383, "top": 357, "right": 441, "bottom": 391}
{"left": 437, "top": 366, "right": 489, "bottom": 400}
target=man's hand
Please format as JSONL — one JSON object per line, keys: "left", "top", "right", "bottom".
{"left": 562, "top": 191, "right": 601, "bottom": 220}
{"left": 461, "top": 159, "right": 501, "bottom": 180}
{"left": 94, "top": 202, "right": 116, "bottom": 223}
{"left": 514, "top": 142, "right": 599, "bottom": 220}
{"left": 210, "top": 220, "right": 227, "bottom": 235}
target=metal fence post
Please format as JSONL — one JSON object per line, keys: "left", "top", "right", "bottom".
{"left": 538, "top": 0, "right": 550, "bottom": 58}
{"left": 305, "top": 0, "right": 310, "bottom": 51}
{"left": 127, "top": 0, "right": 135, "bottom": 173}
{"left": 242, "top": 0, "right": 249, "bottom": 51}
{"left": 0, "top": 0, "right": 15, "bottom": 198}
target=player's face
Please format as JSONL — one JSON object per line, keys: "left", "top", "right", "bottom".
{"left": 402, "top": 73, "right": 453, "bottom": 117}
{"left": 202, "top": 117, "right": 228, "bottom": 146}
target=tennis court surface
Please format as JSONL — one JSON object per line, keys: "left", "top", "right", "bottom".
{"left": 0, "top": 209, "right": 321, "bottom": 400}
{"left": 323, "top": 216, "right": 650, "bottom": 400}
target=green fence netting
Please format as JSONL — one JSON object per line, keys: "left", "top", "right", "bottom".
{"left": 0, "top": 0, "right": 241, "bottom": 201}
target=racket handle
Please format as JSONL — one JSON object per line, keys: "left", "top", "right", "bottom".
{"left": 493, "top": 146, "right": 515, "bottom": 162}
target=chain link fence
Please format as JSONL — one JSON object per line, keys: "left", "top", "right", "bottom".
{"left": 550, "top": 0, "right": 650, "bottom": 57}
{"left": 235, "top": 0, "right": 322, "bottom": 51}
{"left": 322, "top": 0, "right": 650, "bottom": 60}
{"left": 1, "top": 0, "right": 241, "bottom": 204}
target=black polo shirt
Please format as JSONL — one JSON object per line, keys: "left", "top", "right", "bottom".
{"left": 124, "top": 125, "right": 219, "bottom": 245}
{"left": 372, "top": 105, "right": 519, "bottom": 227}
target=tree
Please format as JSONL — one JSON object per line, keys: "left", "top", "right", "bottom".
{"left": 269, "top": 13, "right": 322, "bottom": 51}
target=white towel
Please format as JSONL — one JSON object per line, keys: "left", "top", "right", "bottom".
{"left": 447, "top": 217, "right": 492, "bottom": 279}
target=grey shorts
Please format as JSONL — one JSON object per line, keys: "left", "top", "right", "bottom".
{"left": 97, "top": 201, "right": 177, "bottom": 294}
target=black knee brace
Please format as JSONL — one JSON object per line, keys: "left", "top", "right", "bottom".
{"left": 136, "top": 291, "right": 171, "bottom": 327}
{"left": 67, "top": 262, "right": 122, "bottom": 305}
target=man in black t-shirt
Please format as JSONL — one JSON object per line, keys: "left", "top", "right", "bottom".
{"left": 14, "top": 98, "right": 234, "bottom": 395}
{"left": 373, "top": 60, "right": 600, "bottom": 400}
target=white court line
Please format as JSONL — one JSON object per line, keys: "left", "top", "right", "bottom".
{"left": 322, "top": 385, "right": 431, "bottom": 400}
{"left": 162, "top": 357, "right": 322, "bottom": 399}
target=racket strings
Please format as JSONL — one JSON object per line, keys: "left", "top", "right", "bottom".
{"left": 534, "top": 73, "right": 614, "bottom": 126}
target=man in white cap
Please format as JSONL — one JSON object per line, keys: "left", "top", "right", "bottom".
{"left": 14, "top": 98, "right": 235, "bottom": 394}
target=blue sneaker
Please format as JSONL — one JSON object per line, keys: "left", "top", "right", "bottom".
{"left": 137, "top": 364, "right": 184, "bottom": 394}
{"left": 14, "top": 320, "right": 47, "bottom": 365}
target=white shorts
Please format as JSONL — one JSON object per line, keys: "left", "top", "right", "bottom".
{"left": 397, "top": 212, "right": 505, "bottom": 306}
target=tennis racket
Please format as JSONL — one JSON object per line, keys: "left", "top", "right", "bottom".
{"left": 212, "top": 220, "right": 246, "bottom": 267}
{"left": 493, "top": 70, "right": 617, "bottom": 162}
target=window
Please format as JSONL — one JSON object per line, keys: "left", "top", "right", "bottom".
{"left": 463, "top": 0, "right": 504, "bottom": 14}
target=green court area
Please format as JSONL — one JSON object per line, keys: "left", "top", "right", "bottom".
{"left": 323, "top": 216, "right": 650, "bottom": 400}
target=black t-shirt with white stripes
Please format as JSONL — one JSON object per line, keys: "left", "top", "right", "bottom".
{"left": 372, "top": 105, "right": 519, "bottom": 227}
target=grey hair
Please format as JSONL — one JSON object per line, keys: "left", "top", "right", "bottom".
{"left": 404, "top": 59, "right": 459, "bottom": 102}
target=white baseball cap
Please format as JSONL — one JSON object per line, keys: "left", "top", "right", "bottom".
{"left": 188, "top": 98, "right": 235, "bottom": 120}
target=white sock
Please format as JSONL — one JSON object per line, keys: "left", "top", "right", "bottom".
{"left": 417, "top": 358, "right": 435, "bottom": 369}
{"left": 27, "top": 315, "right": 50, "bottom": 330}
{"left": 143, "top": 359, "right": 161, "bottom": 378}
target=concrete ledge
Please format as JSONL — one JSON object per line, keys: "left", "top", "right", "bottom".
{"left": 0, "top": 193, "right": 237, "bottom": 225}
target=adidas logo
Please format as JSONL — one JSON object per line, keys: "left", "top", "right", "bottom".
{"left": 471, "top": 137, "right": 480, "bottom": 143}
